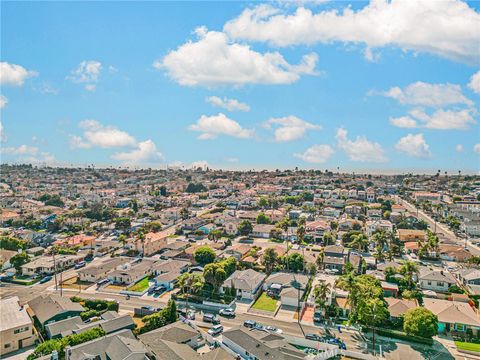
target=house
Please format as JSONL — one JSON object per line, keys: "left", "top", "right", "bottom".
{"left": 439, "top": 244, "right": 472, "bottom": 262}
{"left": 63, "top": 329, "right": 149, "bottom": 359}
{"left": 397, "top": 229, "right": 426, "bottom": 243}
{"left": 381, "top": 281, "right": 399, "bottom": 298}
{"left": 78, "top": 257, "right": 130, "bottom": 283}
{"left": 21, "top": 254, "right": 84, "bottom": 276}
{"left": 366, "top": 220, "right": 393, "bottom": 236}
{"left": 413, "top": 192, "right": 441, "bottom": 204}
{"left": 45, "top": 312, "right": 135, "bottom": 339}
{"left": 221, "top": 269, "right": 266, "bottom": 300}
{"left": 458, "top": 268, "right": 480, "bottom": 286}
{"left": 423, "top": 298, "right": 480, "bottom": 335}
{"left": 108, "top": 259, "right": 157, "bottom": 285}
{"left": 263, "top": 272, "right": 309, "bottom": 308}
{"left": 222, "top": 327, "right": 307, "bottom": 360}
{"left": 28, "top": 294, "right": 85, "bottom": 329}
{"left": 305, "top": 219, "right": 329, "bottom": 242}
{"left": 418, "top": 268, "right": 456, "bottom": 293}
{"left": 385, "top": 298, "right": 418, "bottom": 320}
{"left": 252, "top": 224, "right": 275, "bottom": 238}
{"left": 463, "top": 220, "right": 480, "bottom": 237}
{"left": 138, "top": 321, "right": 231, "bottom": 360}
{"left": 320, "top": 245, "right": 348, "bottom": 274}
{"left": 136, "top": 232, "right": 168, "bottom": 256}
{"left": 0, "top": 249, "right": 17, "bottom": 270}
{"left": 225, "top": 244, "right": 251, "bottom": 261}
{"left": 0, "top": 296, "right": 37, "bottom": 356}
{"left": 223, "top": 218, "right": 241, "bottom": 235}
{"left": 138, "top": 320, "right": 204, "bottom": 350}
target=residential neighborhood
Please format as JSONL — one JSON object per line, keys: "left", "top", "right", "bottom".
{"left": 1, "top": 165, "right": 480, "bottom": 359}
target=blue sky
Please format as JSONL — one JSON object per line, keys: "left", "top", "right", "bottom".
{"left": 1, "top": 0, "right": 479, "bottom": 173}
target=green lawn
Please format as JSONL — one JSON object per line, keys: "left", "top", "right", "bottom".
{"left": 455, "top": 341, "right": 480, "bottom": 353}
{"left": 252, "top": 293, "right": 278, "bottom": 312}
{"left": 127, "top": 277, "right": 150, "bottom": 292}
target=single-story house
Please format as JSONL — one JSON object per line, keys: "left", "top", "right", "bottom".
{"left": 221, "top": 269, "right": 266, "bottom": 300}
{"left": 423, "top": 298, "right": 480, "bottom": 335}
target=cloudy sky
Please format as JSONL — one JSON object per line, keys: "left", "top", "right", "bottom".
{"left": 1, "top": 1, "right": 479, "bottom": 173}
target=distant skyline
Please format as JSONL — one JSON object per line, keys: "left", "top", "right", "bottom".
{"left": 1, "top": 1, "right": 479, "bottom": 173}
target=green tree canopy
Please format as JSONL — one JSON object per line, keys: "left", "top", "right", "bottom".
{"left": 403, "top": 307, "right": 438, "bottom": 338}
{"left": 194, "top": 246, "right": 216, "bottom": 265}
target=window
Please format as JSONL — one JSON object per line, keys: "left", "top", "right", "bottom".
{"left": 427, "top": 281, "right": 432, "bottom": 286}
{"left": 14, "top": 327, "right": 29, "bottom": 334}
{"left": 4, "top": 344, "right": 11, "bottom": 349}
{"left": 437, "top": 282, "right": 444, "bottom": 287}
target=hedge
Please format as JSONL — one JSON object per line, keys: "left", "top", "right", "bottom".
{"left": 365, "top": 327, "right": 434, "bottom": 345}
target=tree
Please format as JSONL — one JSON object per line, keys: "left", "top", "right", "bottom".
{"left": 306, "top": 262, "right": 317, "bottom": 276}
{"left": 349, "top": 233, "right": 369, "bottom": 252}
{"left": 203, "top": 263, "right": 226, "bottom": 293}
{"left": 357, "top": 298, "right": 389, "bottom": 327}
{"left": 159, "top": 185, "right": 167, "bottom": 196}
{"left": 185, "top": 182, "right": 207, "bottom": 193}
{"left": 256, "top": 212, "right": 270, "bottom": 224}
{"left": 258, "top": 197, "right": 268, "bottom": 208}
{"left": 115, "top": 217, "right": 131, "bottom": 232}
{"left": 262, "top": 248, "right": 279, "bottom": 274}
{"left": 403, "top": 307, "right": 438, "bottom": 338}
{"left": 208, "top": 229, "right": 223, "bottom": 242}
{"left": 314, "top": 281, "right": 331, "bottom": 314}
{"left": 296, "top": 225, "right": 306, "bottom": 243}
{"left": 322, "top": 232, "right": 335, "bottom": 246}
{"left": 284, "top": 252, "right": 304, "bottom": 272}
{"left": 130, "top": 199, "right": 139, "bottom": 213}
{"left": 10, "top": 252, "right": 29, "bottom": 271}
{"left": 399, "top": 260, "right": 419, "bottom": 290}
{"left": 194, "top": 246, "right": 216, "bottom": 265}
{"left": 238, "top": 220, "right": 253, "bottom": 236}
{"left": 180, "top": 208, "right": 189, "bottom": 220}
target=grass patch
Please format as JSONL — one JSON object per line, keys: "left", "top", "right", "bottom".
{"left": 127, "top": 277, "right": 150, "bottom": 292}
{"left": 455, "top": 341, "right": 480, "bottom": 353}
{"left": 252, "top": 293, "right": 278, "bottom": 312}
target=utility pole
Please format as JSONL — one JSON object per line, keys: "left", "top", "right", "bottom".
{"left": 53, "top": 247, "right": 58, "bottom": 292}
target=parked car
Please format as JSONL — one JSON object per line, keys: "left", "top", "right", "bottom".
{"left": 74, "top": 261, "right": 86, "bottom": 269}
{"left": 265, "top": 325, "right": 282, "bottom": 334}
{"left": 219, "top": 308, "right": 235, "bottom": 317}
{"left": 203, "top": 313, "right": 220, "bottom": 324}
{"left": 208, "top": 324, "right": 224, "bottom": 336}
{"left": 186, "top": 310, "right": 196, "bottom": 320}
{"left": 243, "top": 320, "right": 256, "bottom": 328}
{"left": 39, "top": 275, "right": 52, "bottom": 284}
{"left": 305, "top": 334, "right": 323, "bottom": 342}
{"left": 313, "top": 311, "right": 322, "bottom": 322}
{"left": 327, "top": 338, "right": 346, "bottom": 350}
{"left": 141, "top": 305, "right": 155, "bottom": 311}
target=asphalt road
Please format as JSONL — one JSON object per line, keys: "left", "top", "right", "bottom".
{"left": 396, "top": 196, "right": 480, "bottom": 256}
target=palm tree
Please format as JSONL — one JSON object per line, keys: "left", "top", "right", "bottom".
{"left": 372, "top": 231, "right": 387, "bottom": 251}
{"left": 314, "top": 282, "right": 331, "bottom": 315}
{"left": 350, "top": 233, "right": 369, "bottom": 252}
{"left": 399, "top": 260, "right": 419, "bottom": 290}
{"left": 336, "top": 271, "right": 359, "bottom": 320}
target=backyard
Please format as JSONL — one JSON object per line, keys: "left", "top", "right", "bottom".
{"left": 252, "top": 292, "right": 278, "bottom": 312}
{"left": 455, "top": 341, "right": 480, "bottom": 353}
{"left": 127, "top": 277, "right": 150, "bottom": 292}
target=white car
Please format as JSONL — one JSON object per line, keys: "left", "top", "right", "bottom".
{"left": 266, "top": 325, "right": 283, "bottom": 334}
{"left": 219, "top": 308, "right": 235, "bottom": 317}
{"left": 208, "top": 325, "right": 224, "bottom": 336}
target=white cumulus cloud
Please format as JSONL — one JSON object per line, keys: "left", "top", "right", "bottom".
{"left": 389, "top": 116, "right": 417, "bottom": 128}
{"left": 335, "top": 128, "right": 387, "bottom": 163}
{"left": 224, "top": 1, "right": 480, "bottom": 63}
{"left": 0, "top": 95, "right": 7, "bottom": 109}
{"left": 1, "top": 144, "right": 39, "bottom": 156}
{"left": 264, "top": 115, "right": 321, "bottom": 142}
{"left": 381, "top": 82, "right": 473, "bottom": 108}
{"left": 0, "top": 122, "right": 6, "bottom": 142}
{"left": 294, "top": 144, "right": 334, "bottom": 163}
{"left": 189, "top": 113, "right": 254, "bottom": 140}
{"left": 70, "top": 120, "right": 136, "bottom": 149}
{"left": 0, "top": 62, "right": 38, "bottom": 86}
{"left": 111, "top": 140, "right": 163, "bottom": 164}
{"left": 67, "top": 60, "right": 102, "bottom": 91}
{"left": 409, "top": 108, "right": 476, "bottom": 130}
{"left": 468, "top": 71, "right": 480, "bottom": 94}
{"left": 474, "top": 144, "right": 480, "bottom": 154}
{"left": 395, "top": 133, "right": 431, "bottom": 158}
{"left": 206, "top": 96, "right": 250, "bottom": 112}
{"left": 455, "top": 144, "right": 463, "bottom": 152}
{"left": 155, "top": 27, "right": 318, "bottom": 87}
